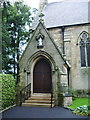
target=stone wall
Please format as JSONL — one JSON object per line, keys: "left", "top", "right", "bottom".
{"left": 19, "top": 22, "right": 89, "bottom": 107}
{"left": 19, "top": 22, "right": 67, "bottom": 96}
{"left": 48, "top": 24, "right": 89, "bottom": 90}
{"left": 63, "top": 97, "right": 72, "bottom": 107}
{"left": 48, "top": 28, "right": 63, "bottom": 53}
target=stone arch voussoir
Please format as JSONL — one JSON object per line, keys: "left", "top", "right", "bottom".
{"left": 27, "top": 50, "right": 56, "bottom": 72}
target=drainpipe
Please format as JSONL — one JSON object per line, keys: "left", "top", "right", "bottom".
{"left": 65, "top": 61, "right": 71, "bottom": 87}
{"left": 67, "top": 67, "right": 70, "bottom": 86}
{"left": 61, "top": 27, "right": 65, "bottom": 55}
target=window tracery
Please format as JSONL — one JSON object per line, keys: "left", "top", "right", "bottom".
{"left": 79, "top": 32, "right": 90, "bottom": 67}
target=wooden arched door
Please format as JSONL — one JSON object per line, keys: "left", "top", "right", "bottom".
{"left": 33, "top": 58, "right": 52, "bottom": 93}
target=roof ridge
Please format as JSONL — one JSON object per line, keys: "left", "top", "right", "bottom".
{"left": 48, "top": 0, "right": 90, "bottom": 4}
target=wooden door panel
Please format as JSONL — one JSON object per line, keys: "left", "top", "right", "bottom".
{"left": 33, "top": 58, "right": 51, "bottom": 93}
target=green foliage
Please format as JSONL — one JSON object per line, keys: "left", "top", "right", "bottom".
{"left": 68, "top": 98, "right": 89, "bottom": 109}
{"left": 2, "top": 1, "right": 37, "bottom": 77}
{"left": 88, "top": 104, "right": 90, "bottom": 110}
{"left": 68, "top": 97, "right": 90, "bottom": 116}
{"left": 71, "top": 89, "right": 89, "bottom": 98}
{"left": 76, "top": 105, "right": 88, "bottom": 113}
{"left": 0, "top": 74, "right": 15, "bottom": 110}
{"left": 71, "top": 89, "right": 78, "bottom": 98}
{"left": 61, "top": 86, "right": 72, "bottom": 96}
{"left": 72, "top": 105, "right": 90, "bottom": 116}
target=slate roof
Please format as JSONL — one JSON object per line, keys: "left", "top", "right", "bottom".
{"left": 31, "top": 0, "right": 90, "bottom": 29}
{"left": 43, "top": 0, "right": 90, "bottom": 28}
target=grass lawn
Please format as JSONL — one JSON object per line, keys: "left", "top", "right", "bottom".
{"left": 68, "top": 98, "right": 90, "bottom": 109}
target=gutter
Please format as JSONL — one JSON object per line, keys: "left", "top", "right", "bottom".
{"left": 47, "top": 22, "right": 90, "bottom": 30}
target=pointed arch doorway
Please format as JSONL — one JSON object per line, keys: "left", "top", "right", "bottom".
{"left": 33, "top": 58, "right": 52, "bottom": 93}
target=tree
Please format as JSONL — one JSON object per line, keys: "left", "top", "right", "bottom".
{"left": 2, "top": 1, "right": 37, "bottom": 81}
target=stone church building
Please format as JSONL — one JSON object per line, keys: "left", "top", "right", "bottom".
{"left": 19, "top": 0, "right": 90, "bottom": 107}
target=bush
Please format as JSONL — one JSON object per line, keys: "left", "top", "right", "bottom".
{"left": 77, "top": 105, "right": 88, "bottom": 113}
{"left": 73, "top": 105, "right": 90, "bottom": 116}
{"left": 0, "top": 74, "right": 15, "bottom": 110}
{"left": 88, "top": 104, "right": 90, "bottom": 110}
{"left": 71, "top": 89, "right": 89, "bottom": 98}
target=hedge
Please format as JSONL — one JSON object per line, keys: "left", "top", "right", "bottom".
{"left": 0, "top": 74, "right": 15, "bottom": 110}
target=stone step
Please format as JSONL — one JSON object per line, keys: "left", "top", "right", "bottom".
{"left": 30, "top": 94, "right": 51, "bottom": 98}
{"left": 31, "top": 95, "right": 51, "bottom": 97}
{"left": 32, "top": 93, "right": 51, "bottom": 97}
{"left": 22, "top": 93, "right": 54, "bottom": 108}
{"left": 28, "top": 97, "right": 53, "bottom": 100}
{"left": 22, "top": 103, "right": 54, "bottom": 108}
{"left": 25, "top": 99, "right": 54, "bottom": 104}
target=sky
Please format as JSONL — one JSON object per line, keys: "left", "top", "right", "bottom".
{"left": 8, "top": 0, "right": 63, "bottom": 52}
{"left": 9, "top": 0, "right": 63, "bottom": 9}
{"left": 9, "top": 0, "right": 89, "bottom": 9}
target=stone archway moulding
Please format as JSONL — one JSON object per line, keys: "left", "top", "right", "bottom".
{"left": 27, "top": 50, "right": 56, "bottom": 72}
{"left": 26, "top": 50, "right": 56, "bottom": 94}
